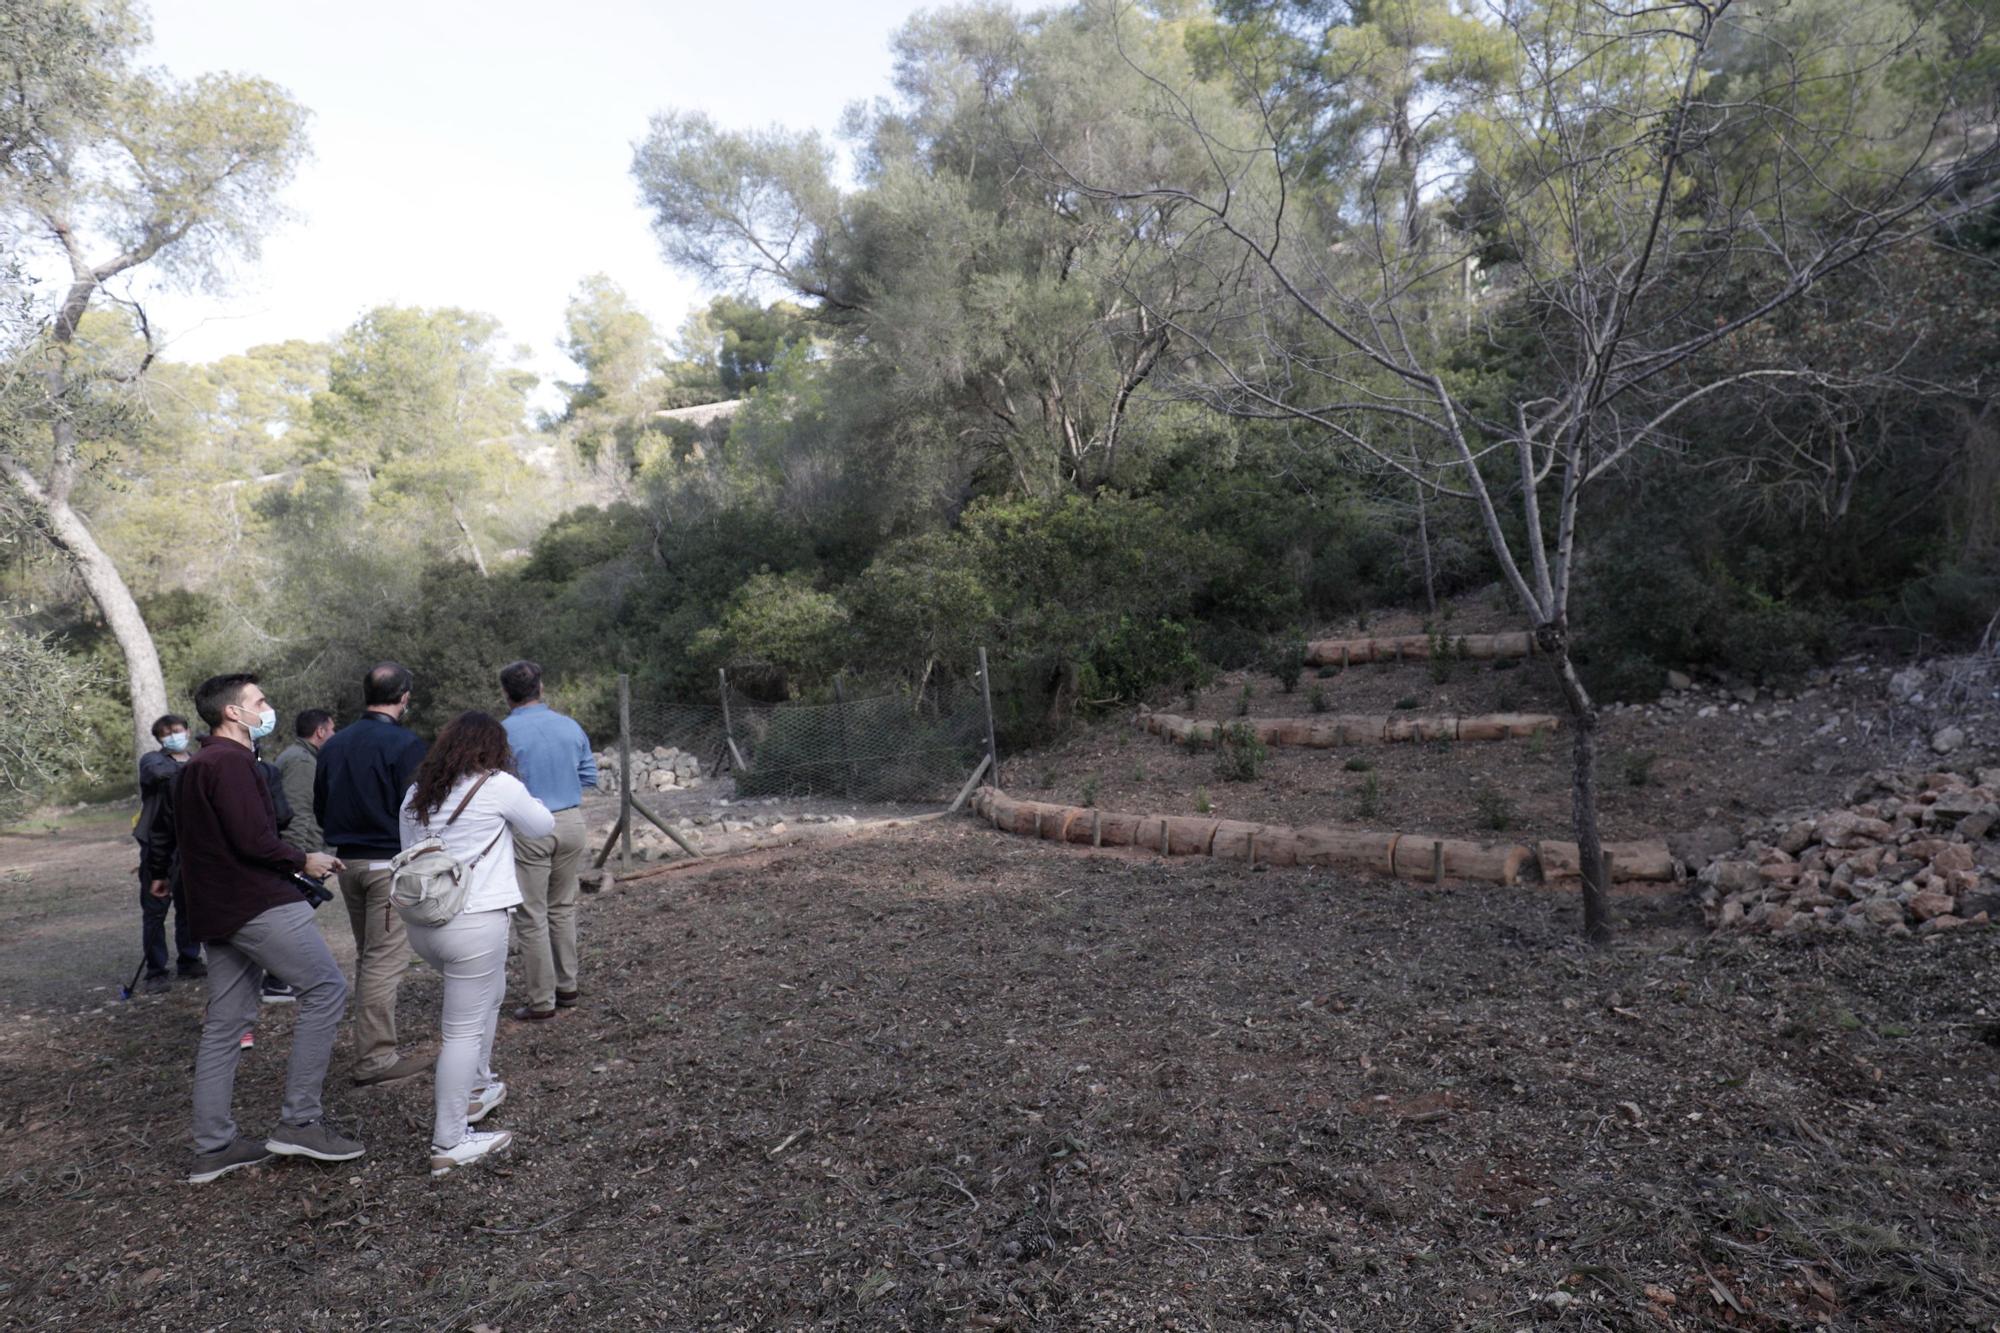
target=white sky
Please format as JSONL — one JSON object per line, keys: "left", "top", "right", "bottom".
{"left": 133, "top": 0, "right": 949, "bottom": 407}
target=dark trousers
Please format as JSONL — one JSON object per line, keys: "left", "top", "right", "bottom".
{"left": 140, "top": 870, "right": 202, "bottom": 976}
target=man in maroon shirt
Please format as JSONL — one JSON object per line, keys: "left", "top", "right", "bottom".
{"left": 178, "top": 673, "right": 365, "bottom": 1183}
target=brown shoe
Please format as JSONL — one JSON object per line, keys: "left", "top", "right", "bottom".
{"left": 554, "top": 989, "right": 581, "bottom": 1009}
{"left": 511, "top": 1004, "right": 557, "bottom": 1022}
{"left": 352, "top": 1052, "right": 430, "bottom": 1087}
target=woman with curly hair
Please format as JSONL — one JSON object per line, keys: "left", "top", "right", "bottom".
{"left": 397, "top": 711, "right": 552, "bottom": 1176}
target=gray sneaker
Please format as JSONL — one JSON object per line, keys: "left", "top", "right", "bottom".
{"left": 265, "top": 1120, "right": 365, "bottom": 1162}
{"left": 188, "top": 1137, "right": 274, "bottom": 1184}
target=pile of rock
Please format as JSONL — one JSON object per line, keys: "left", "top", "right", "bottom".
{"left": 595, "top": 806, "right": 860, "bottom": 862}
{"left": 1698, "top": 768, "right": 1999, "bottom": 936}
{"left": 592, "top": 746, "right": 706, "bottom": 797}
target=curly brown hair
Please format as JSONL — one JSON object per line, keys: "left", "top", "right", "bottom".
{"left": 408, "top": 711, "right": 513, "bottom": 824}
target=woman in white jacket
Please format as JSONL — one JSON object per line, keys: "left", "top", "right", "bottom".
{"left": 398, "top": 711, "right": 553, "bottom": 1176}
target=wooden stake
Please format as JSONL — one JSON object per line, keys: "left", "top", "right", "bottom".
{"left": 945, "top": 753, "right": 992, "bottom": 814}
{"left": 629, "top": 793, "right": 703, "bottom": 858}
{"left": 618, "top": 673, "right": 632, "bottom": 874}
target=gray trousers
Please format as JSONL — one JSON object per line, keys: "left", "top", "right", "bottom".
{"left": 406, "top": 908, "right": 509, "bottom": 1150}
{"left": 513, "top": 807, "right": 587, "bottom": 1010}
{"left": 191, "top": 900, "right": 349, "bottom": 1153}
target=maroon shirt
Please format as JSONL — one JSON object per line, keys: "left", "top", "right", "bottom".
{"left": 175, "top": 734, "right": 308, "bottom": 942}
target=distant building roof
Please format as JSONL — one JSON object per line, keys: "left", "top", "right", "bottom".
{"left": 652, "top": 399, "right": 742, "bottom": 428}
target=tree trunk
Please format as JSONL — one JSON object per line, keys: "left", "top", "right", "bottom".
{"left": 6, "top": 460, "right": 170, "bottom": 765}
{"left": 1415, "top": 480, "right": 1437, "bottom": 617}
{"left": 451, "top": 499, "right": 490, "bottom": 577}
{"left": 1541, "top": 627, "right": 1611, "bottom": 944}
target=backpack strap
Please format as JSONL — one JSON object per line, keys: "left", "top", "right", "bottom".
{"left": 444, "top": 772, "right": 496, "bottom": 827}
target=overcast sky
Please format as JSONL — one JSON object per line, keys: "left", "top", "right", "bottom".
{"left": 135, "top": 0, "right": 949, "bottom": 405}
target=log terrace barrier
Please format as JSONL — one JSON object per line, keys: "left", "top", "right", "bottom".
{"left": 1304, "top": 630, "right": 1534, "bottom": 667}
{"left": 1139, "top": 710, "right": 1560, "bottom": 747}
{"left": 968, "top": 788, "right": 1674, "bottom": 888}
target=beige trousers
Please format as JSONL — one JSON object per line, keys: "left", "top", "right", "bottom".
{"left": 336, "top": 861, "right": 412, "bottom": 1077}
{"left": 512, "top": 807, "right": 587, "bottom": 1011}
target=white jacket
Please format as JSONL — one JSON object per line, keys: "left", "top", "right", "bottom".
{"left": 397, "top": 770, "right": 553, "bottom": 914}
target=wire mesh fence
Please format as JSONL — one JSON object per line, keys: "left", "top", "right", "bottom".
{"left": 616, "top": 672, "right": 994, "bottom": 806}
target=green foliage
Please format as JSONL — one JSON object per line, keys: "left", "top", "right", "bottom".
{"left": 691, "top": 571, "right": 850, "bottom": 697}
{"left": 1623, "top": 752, "right": 1657, "bottom": 788}
{"left": 1235, "top": 683, "right": 1254, "bottom": 717}
{"left": 1474, "top": 786, "right": 1514, "bottom": 831}
{"left": 0, "top": 627, "right": 101, "bottom": 819}
{"left": 1214, "top": 722, "right": 1266, "bottom": 782}
{"left": 1081, "top": 774, "right": 1099, "bottom": 808}
{"left": 1266, "top": 634, "right": 1307, "bottom": 693}
{"left": 1308, "top": 685, "right": 1330, "bottom": 713}
{"left": 1427, "top": 629, "right": 1461, "bottom": 684}
{"left": 1194, "top": 786, "right": 1212, "bottom": 814}
{"left": 1355, "top": 772, "right": 1383, "bottom": 819}
{"left": 1343, "top": 755, "right": 1373, "bottom": 773}
{"left": 1394, "top": 694, "right": 1420, "bottom": 711}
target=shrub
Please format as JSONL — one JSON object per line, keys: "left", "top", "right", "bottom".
{"left": 1343, "top": 755, "right": 1373, "bottom": 772}
{"left": 1474, "top": 786, "right": 1515, "bottom": 831}
{"left": 1623, "top": 751, "right": 1656, "bottom": 787}
{"left": 1081, "top": 774, "right": 1099, "bottom": 807}
{"left": 1194, "top": 786, "right": 1212, "bottom": 814}
{"left": 1266, "top": 635, "right": 1307, "bottom": 693}
{"left": 1308, "top": 685, "right": 1330, "bottom": 713}
{"left": 1394, "top": 695, "right": 1420, "bottom": 711}
{"left": 1355, "top": 772, "right": 1383, "bottom": 818}
{"left": 1215, "top": 723, "right": 1267, "bottom": 782}
{"left": 1427, "top": 629, "right": 1461, "bottom": 684}
{"left": 1236, "top": 683, "right": 1254, "bottom": 716}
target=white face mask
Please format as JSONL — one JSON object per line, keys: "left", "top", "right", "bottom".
{"left": 161, "top": 732, "right": 190, "bottom": 753}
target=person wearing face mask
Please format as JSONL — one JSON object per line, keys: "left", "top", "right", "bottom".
{"left": 313, "top": 662, "right": 430, "bottom": 1086}
{"left": 135, "top": 713, "right": 203, "bottom": 992}
{"left": 176, "top": 673, "right": 357, "bottom": 1183}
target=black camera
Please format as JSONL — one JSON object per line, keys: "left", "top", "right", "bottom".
{"left": 290, "top": 872, "right": 333, "bottom": 910}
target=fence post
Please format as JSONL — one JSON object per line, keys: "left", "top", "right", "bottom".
{"left": 978, "top": 646, "right": 1002, "bottom": 789}
{"left": 833, "top": 676, "right": 855, "bottom": 799}
{"left": 618, "top": 673, "right": 632, "bottom": 873}
{"left": 717, "top": 667, "right": 749, "bottom": 774}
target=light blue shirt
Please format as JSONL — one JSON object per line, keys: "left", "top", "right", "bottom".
{"left": 503, "top": 703, "right": 597, "bottom": 812}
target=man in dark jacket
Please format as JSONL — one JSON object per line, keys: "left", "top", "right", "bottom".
{"left": 313, "top": 661, "right": 429, "bottom": 1086}
{"left": 179, "top": 673, "right": 361, "bottom": 1183}
{"left": 135, "top": 713, "right": 202, "bottom": 991}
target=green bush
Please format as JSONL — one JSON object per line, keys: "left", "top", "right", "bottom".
{"left": 1266, "top": 634, "right": 1307, "bottom": 693}
{"left": 1214, "top": 723, "right": 1267, "bottom": 782}
{"left": 1308, "top": 685, "right": 1330, "bottom": 713}
{"left": 1474, "top": 786, "right": 1515, "bottom": 831}
{"left": 1355, "top": 772, "right": 1383, "bottom": 819}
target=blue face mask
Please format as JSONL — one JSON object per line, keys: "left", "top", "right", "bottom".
{"left": 161, "top": 732, "right": 189, "bottom": 754}
{"left": 234, "top": 703, "right": 278, "bottom": 742}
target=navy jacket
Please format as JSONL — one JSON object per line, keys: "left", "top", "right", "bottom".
{"left": 313, "top": 711, "right": 427, "bottom": 859}
{"left": 136, "top": 749, "right": 183, "bottom": 881}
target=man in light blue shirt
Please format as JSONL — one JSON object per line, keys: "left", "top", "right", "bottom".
{"left": 499, "top": 660, "right": 597, "bottom": 1020}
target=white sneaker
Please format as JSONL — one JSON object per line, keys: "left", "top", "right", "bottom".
{"left": 429, "top": 1129, "right": 513, "bottom": 1178}
{"left": 466, "top": 1080, "right": 507, "bottom": 1124}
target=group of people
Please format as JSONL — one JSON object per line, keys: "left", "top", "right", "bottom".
{"left": 133, "top": 659, "right": 596, "bottom": 1182}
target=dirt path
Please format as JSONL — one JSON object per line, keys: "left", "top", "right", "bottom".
{"left": 1, "top": 820, "right": 1994, "bottom": 1330}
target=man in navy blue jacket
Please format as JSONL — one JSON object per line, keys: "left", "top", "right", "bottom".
{"left": 136, "top": 713, "right": 203, "bottom": 990}
{"left": 313, "top": 662, "right": 429, "bottom": 1086}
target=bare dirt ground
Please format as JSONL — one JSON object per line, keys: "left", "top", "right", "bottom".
{"left": 2, "top": 816, "right": 1998, "bottom": 1330}
{"left": 1012, "top": 595, "right": 1981, "bottom": 849}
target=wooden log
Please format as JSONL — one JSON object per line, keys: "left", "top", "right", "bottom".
{"left": 1253, "top": 826, "right": 1301, "bottom": 867}
{"left": 1209, "top": 819, "right": 1262, "bottom": 861}
{"left": 1293, "top": 826, "right": 1399, "bottom": 874}
{"left": 1096, "top": 809, "right": 1146, "bottom": 847}
{"left": 1414, "top": 716, "right": 1459, "bottom": 742}
{"left": 1536, "top": 839, "right": 1674, "bottom": 882}
{"left": 1382, "top": 714, "right": 1420, "bottom": 743}
{"left": 1165, "top": 816, "right": 1221, "bottom": 856}
{"left": 1272, "top": 719, "right": 1313, "bottom": 746}
{"left": 1337, "top": 716, "right": 1386, "bottom": 744}
{"left": 1045, "top": 806, "right": 1088, "bottom": 843}
{"left": 1305, "top": 720, "right": 1344, "bottom": 748}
